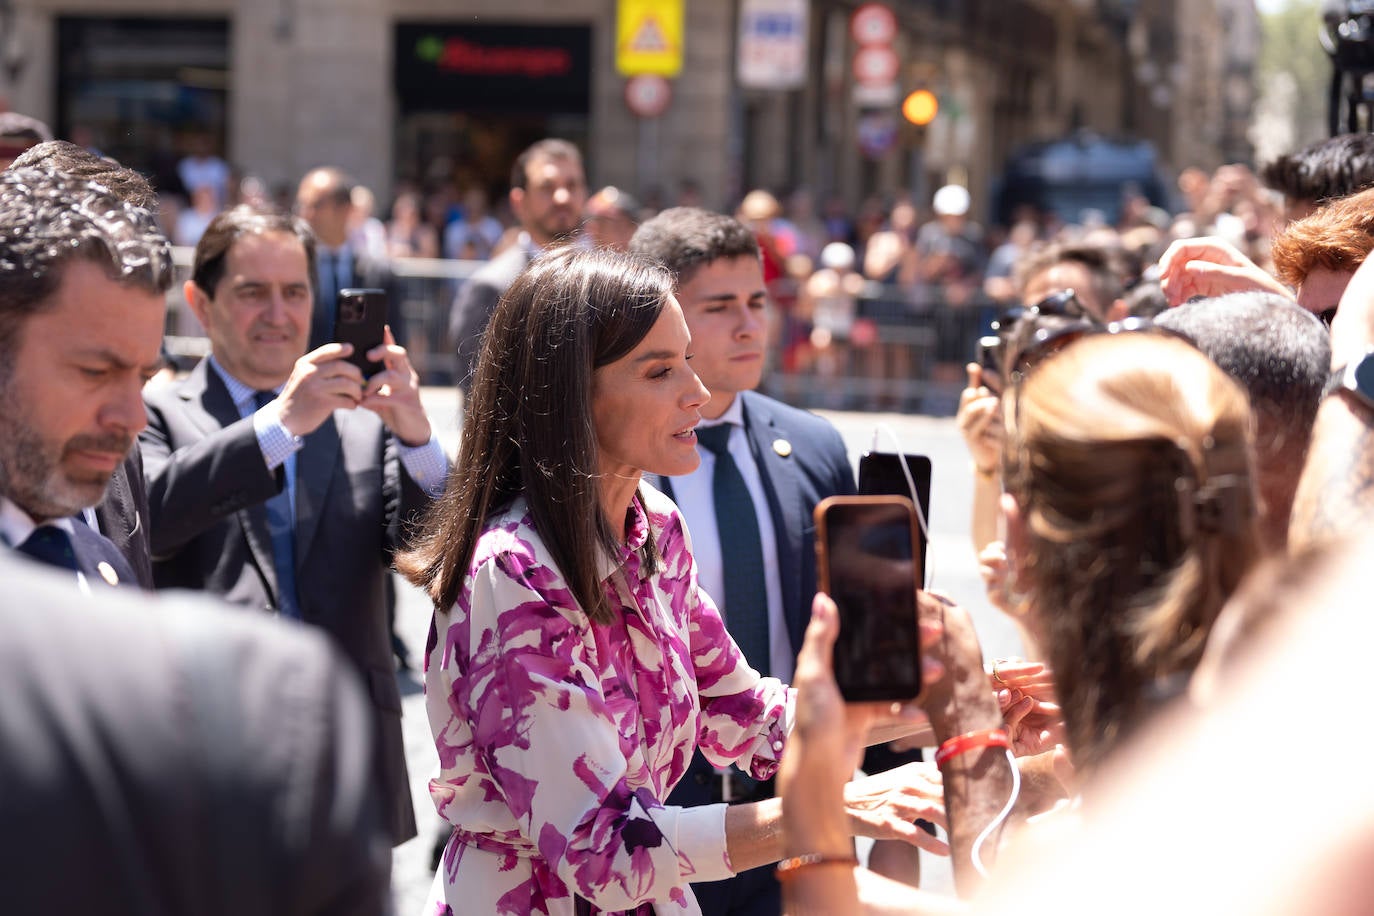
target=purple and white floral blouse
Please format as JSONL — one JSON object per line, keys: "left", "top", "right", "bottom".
{"left": 423, "top": 483, "right": 794, "bottom": 916}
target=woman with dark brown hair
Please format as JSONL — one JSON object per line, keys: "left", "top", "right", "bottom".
{"left": 400, "top": 245, "right": 941, "bottom": 916}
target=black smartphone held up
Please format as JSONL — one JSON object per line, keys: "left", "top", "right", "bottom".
{"left": 857, "top": 451, "right": 932, "bottom": 583}
{"left": 333, "top": 288, "right": 388, "bottom": 378}
{"left": 976, "top": 335, "right": 1004, "bottom": 395}
{"left": 814, "top": 495, "right": 924, "bottom": 702}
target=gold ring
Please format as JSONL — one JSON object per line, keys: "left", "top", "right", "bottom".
{"left": 991, "top": 659, "right": 1008, "bottom": 688}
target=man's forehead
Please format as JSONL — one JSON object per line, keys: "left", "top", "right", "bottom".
{"left": 527, "top": 156, "right": 583, "bottom": 184}
{"left": 224, "top": 231, "right": 308, "bottom": 276}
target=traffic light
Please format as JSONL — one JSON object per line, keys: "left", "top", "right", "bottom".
{"left": 902, "top": 89, "right": 938, "bottom": 126}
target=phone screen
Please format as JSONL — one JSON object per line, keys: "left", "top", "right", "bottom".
{"left": 333, "top": 288, "right": 387, "bottom": 378}
{"left": 815, "top": 496, "right": 923, "bottom": 702}
{"left": 857, "top": 452, "right": 931, "bottom": 584}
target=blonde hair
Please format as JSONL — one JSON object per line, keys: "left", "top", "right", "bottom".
{"left": 1003, "top": 333, "right": 1261, "bottom": 773}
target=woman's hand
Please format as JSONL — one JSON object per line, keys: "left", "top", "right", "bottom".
{"left": 957, "top": 364, "right": 1003, "bottom": 474}
{"left": 1156, "top": 236, "right": 1290, "bottom": 307}
{"left": 989, "top": 659, "right": 1065, "bottom": 758}
{"left": 842, "top": 762, "right": 950, "bottom": 855}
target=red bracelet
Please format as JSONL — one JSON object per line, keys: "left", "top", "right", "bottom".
{"left": 775, "top": 853, "right": 860, "bottom": 881}
{"left": 934, "top": 727, "right": 1010, "bottom": 768}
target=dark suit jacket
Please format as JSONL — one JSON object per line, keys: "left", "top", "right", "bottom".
{"left": 93, "top": 449, "right": 155, "bottom": 588}
{"left": 446, "top": 243, "right": 532, "bottom": 393}
{"left": 653, "top": 391, "right": 855, "bottom": 912}
{"left": 0, "top": 554, "right": 389, "bottom": 916}
{"left": 6, "top": 513, "right": 139, "bottom": 587}
{"left": 308, "top": 250, "right": 404, "bottom": 351}
{"left": 140, "top": 359, "right": 434, "bottom": 845}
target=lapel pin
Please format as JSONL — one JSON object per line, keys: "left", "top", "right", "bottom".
{"left": 96, "top": 561, "right": 120, "bottom": 586}
{"left": 772, "top": 438, "right": 793, "bottom": 458}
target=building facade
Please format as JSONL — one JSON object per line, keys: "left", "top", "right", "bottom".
{"left": 0, "top": 0, "right": 1256, "bottom": 224}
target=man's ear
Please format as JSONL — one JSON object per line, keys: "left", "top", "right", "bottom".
{"left": 184, "top": 279, "right": 212, "bottom": 329}
{"left": 509, "top": 188, "right": 526, "bottom": 225}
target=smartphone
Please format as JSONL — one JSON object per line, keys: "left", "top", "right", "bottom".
{"left": 333, "top": 288, "right": 387, "bottom": 378}
{"left": 814, "top": 495, "right": 924, "bottom": 702}
{"left": 976, "top": 335, "right": 1004, "bottom": 395}
{"left": 857, "top": 451, "right": 931, "bottom": 582}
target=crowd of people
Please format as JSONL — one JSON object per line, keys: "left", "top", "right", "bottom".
{"left": 3, "top": 107, "right": 1374, "bottom": 916}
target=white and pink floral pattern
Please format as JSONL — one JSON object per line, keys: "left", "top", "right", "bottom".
{"left": 424, "top": 484, "right": 793, "bottom": 916}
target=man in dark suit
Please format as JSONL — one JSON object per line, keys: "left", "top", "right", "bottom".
{"left": 0, "top": 553, "right": 390, "bottom": 915}
{"left": 9, "top": 139, "right": 167, "bottom": 588}
{"left": 140, "top": 205, "right": 448, "bottom": 848}
{"left": 0, "top": 166, "right": 170, "bottom": 589}
{"left": 631, "top": 208, "right": 857, "bottom": 916}
{"left": 296, "top": 166, "right": 402, "bottom": 349}
{"left": 447, "top": 138, "right": 587, "bottom": 396}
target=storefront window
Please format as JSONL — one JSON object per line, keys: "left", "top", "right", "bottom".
{"left": 56, "top": 17, "right": 229, "bottom": 199}
{"left": 392, "top": 23, "right": 591, "bottom": 210}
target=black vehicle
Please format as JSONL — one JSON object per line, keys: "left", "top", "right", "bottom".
{"left": 992, "top": 130, "right": 1170, "bottom": 228}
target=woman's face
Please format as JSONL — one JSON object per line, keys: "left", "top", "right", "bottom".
{"left": 592, "top": 296, "right": 710, "bottom": 483}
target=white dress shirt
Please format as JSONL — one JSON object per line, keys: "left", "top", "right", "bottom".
{"left": 669, "top": 397, "right": 793, "bottom": 683}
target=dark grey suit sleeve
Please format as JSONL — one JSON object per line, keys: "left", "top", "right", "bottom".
{"left": 139, "top": 398, "right": 282, "bottom": 560}
{"left": 448, "top": 275, "right": 501, "bottom": 392}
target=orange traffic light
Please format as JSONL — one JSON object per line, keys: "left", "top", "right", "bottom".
{"left": 902, "top": 89, "right": 938, "bottom": 126}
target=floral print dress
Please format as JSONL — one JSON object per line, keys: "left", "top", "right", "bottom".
{"left": 424, "top": 484, "right": 794, "bottom": 916}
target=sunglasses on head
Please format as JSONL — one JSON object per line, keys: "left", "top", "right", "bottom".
{"left": 1009, "top": 316, "right": 1198, "bottom": 385}
{"left": 994, "top": 288, "right": 1092, "bottom": 332}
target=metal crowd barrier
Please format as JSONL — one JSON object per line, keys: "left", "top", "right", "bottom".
{"left": 162, "top": 249, "right": 990, "bottom": 414}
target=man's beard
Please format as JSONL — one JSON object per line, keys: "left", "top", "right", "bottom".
{"left": 0, "top": 397, "right": 130, "bottom": 522}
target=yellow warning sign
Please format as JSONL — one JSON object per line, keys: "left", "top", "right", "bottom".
{"left": 616, "top": 0, "right": 684, "bottom": 77}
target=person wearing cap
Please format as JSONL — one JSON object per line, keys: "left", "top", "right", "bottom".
{"left": 916, "top": 185, "right": 987, "bottom": 404}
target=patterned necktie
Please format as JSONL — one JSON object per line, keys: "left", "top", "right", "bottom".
{"left": 17, "top": 525, "right": 79, "bottom": 572}
{"left": 695, "top": 424, "right": 770, "bottom": 677}
{"left": 254, "top": 390, "right": 301, "bottom": 619}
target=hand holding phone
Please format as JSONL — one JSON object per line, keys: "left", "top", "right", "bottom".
{"left": 333, "top": 288, "right": 388, "bottom": 378}
{"left": 814, "top": 495, "right": 924, "bottom": 702}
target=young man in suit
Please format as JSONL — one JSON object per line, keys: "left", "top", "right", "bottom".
{"left": 0, "top": 166, "right": 171, "bottom": 588}
{"left": 447, "top": 138, "right": 587, "bottom": 396}
{"left": 140, "top": 205, "right": 449, "bottom": 848}
{"left": 630, "top": 208, "right": 860, "bottom": 915}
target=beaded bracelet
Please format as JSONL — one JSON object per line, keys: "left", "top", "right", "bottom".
{"left": 934, "top": 727, "right": 1010, "bottom": 768}
{"left": 774, "top": 853, "right": 860, "bottom": 881}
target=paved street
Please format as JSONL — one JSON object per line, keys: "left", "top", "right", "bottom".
{"left": 390, "top": 388, "right": 1024, "bottom": 912}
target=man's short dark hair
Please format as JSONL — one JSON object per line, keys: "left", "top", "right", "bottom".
{"left": 628, "top": 207, "right": 761, "bottom": 286}
{"left": 510, "top": 139, "right": 583, "bottom": 191}
{"left": 0, "top": 166, "right": 171, "bottom": 366}
{"left": 192, "top": 205, "right": 317, "bottom": 297}
{"left": 303, "top": 166, "right": 355, "bottom": 207}
{"left": 1260, "top": 132, "right": 1374, "bottom": 205}
{"left": 10, "top": 140, "right": 158, "bottom": 209}
{"left": 1014, "top": 241, "right": 1128, "bottom": 316}
{"left": 1154, "top": 292, "right": 1330, "bottom": 465}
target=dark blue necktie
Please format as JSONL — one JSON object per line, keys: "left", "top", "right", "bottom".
{"left": 317, "top": 250, "right": 337, "bottom": 329}
{"left": 16, "top": 525, "right": 79, "bottom": 573}
{"left": 696, "top": 424, "right": 770, "bottom": 677}
{"left": 254, "top": 391, "right": 301, "bottom": 619}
